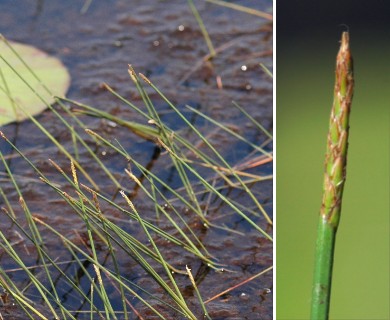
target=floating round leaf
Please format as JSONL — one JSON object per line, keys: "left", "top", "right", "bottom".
{"left": 0, "top": 39, "right": 71, "bottom": 126}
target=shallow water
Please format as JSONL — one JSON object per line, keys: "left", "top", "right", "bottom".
{"left": 0, "top": 1, "right": 273, "bottom": 318}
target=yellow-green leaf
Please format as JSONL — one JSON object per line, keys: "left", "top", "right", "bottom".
{"left": 0, "top": 39, "right": 70, "bottom": 126}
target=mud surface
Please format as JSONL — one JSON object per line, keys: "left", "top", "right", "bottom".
{"left": 0, "top": 1, "right": 273, "bottom": 319}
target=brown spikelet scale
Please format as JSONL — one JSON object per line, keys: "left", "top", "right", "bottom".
{"left": 320, "top": 32, "right": 354, "bottom": 228}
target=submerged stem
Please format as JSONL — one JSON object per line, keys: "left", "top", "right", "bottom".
{"left": 311, "top": 32, "right": 354, "bottom": 319}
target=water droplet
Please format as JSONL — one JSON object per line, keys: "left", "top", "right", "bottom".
{"left": 113, "top": 40, "right": 123, "bottom": 47}
{"left": 241, "top": 65, "right": 247, "bottom": 71}
{"left": 178, "top": 25, "right": 185, "bottom": 31}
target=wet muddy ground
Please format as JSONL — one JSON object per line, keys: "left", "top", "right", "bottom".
{"left": 0, "top": 1, "right": 272, "bottom": 319}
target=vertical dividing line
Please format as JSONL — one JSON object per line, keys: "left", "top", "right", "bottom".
{"left": 311, "top": 32, "right": 354, "bottom": 320}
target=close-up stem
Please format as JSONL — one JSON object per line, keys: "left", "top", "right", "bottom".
{"left": 311, "top": 31, "right": 354, "bottom": 319}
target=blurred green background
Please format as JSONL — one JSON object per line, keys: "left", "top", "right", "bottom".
{"left": 276, "top": 1, "right": 390, "bottom": 319}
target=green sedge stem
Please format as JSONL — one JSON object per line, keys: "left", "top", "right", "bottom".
{"left": 311, "top": 32, "right": 354, "bottom": 319}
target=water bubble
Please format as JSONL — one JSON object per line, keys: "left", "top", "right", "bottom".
{"left": 153, "top": 40, "right": 160, "bottom": 47}
{"left": 113, "top": 40, "right": 123, "bottom": 47}
{"left": 162, "top": 203, "right": 170, "bottom": 209}
{"left": 178, "top": 25, "right": 185, "bottom": 31}
{"left": 241, "top": 65, "right": 247, "bottom": 71}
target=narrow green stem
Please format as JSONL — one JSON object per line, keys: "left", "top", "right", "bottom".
{"left": 311, "top": 217, "right": 336, "bottom": 319}
{"left": 311, "top": 31, "right": 354, "bottom": 319}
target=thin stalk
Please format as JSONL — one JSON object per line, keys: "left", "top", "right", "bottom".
{"left": 205, "top": 0, "right": 273, "bottom": 21}
{"left": 91, "top": 191, "right": 129, "bottom": 320}
{"left": 1, "top": 37, "right": 126, "bottom": 190}
{"left": 120, "top": 192, "right": 193, "bottom": 312}
{"left": 231, "top": 100, "right": 273, "bottom": 140}
{"left": 139, "top": 73, "right": 273, "bottom": 234}
{"left": 259, "top": 63, "right": 273, "bottom": 79}
{"left": 311, "top": 32, "right": 354, "bottom": 319}
{"left": 186, "top": 105, "right": 271, "bottom": 156}
{"left": 32, "top": 216, "right": 176, "bottom": 319}
{"left": 188, "top": 0, "right": 216, "bottom": 57}
{"left": 186, "top": 265, "right": 211, "bottom": 319}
